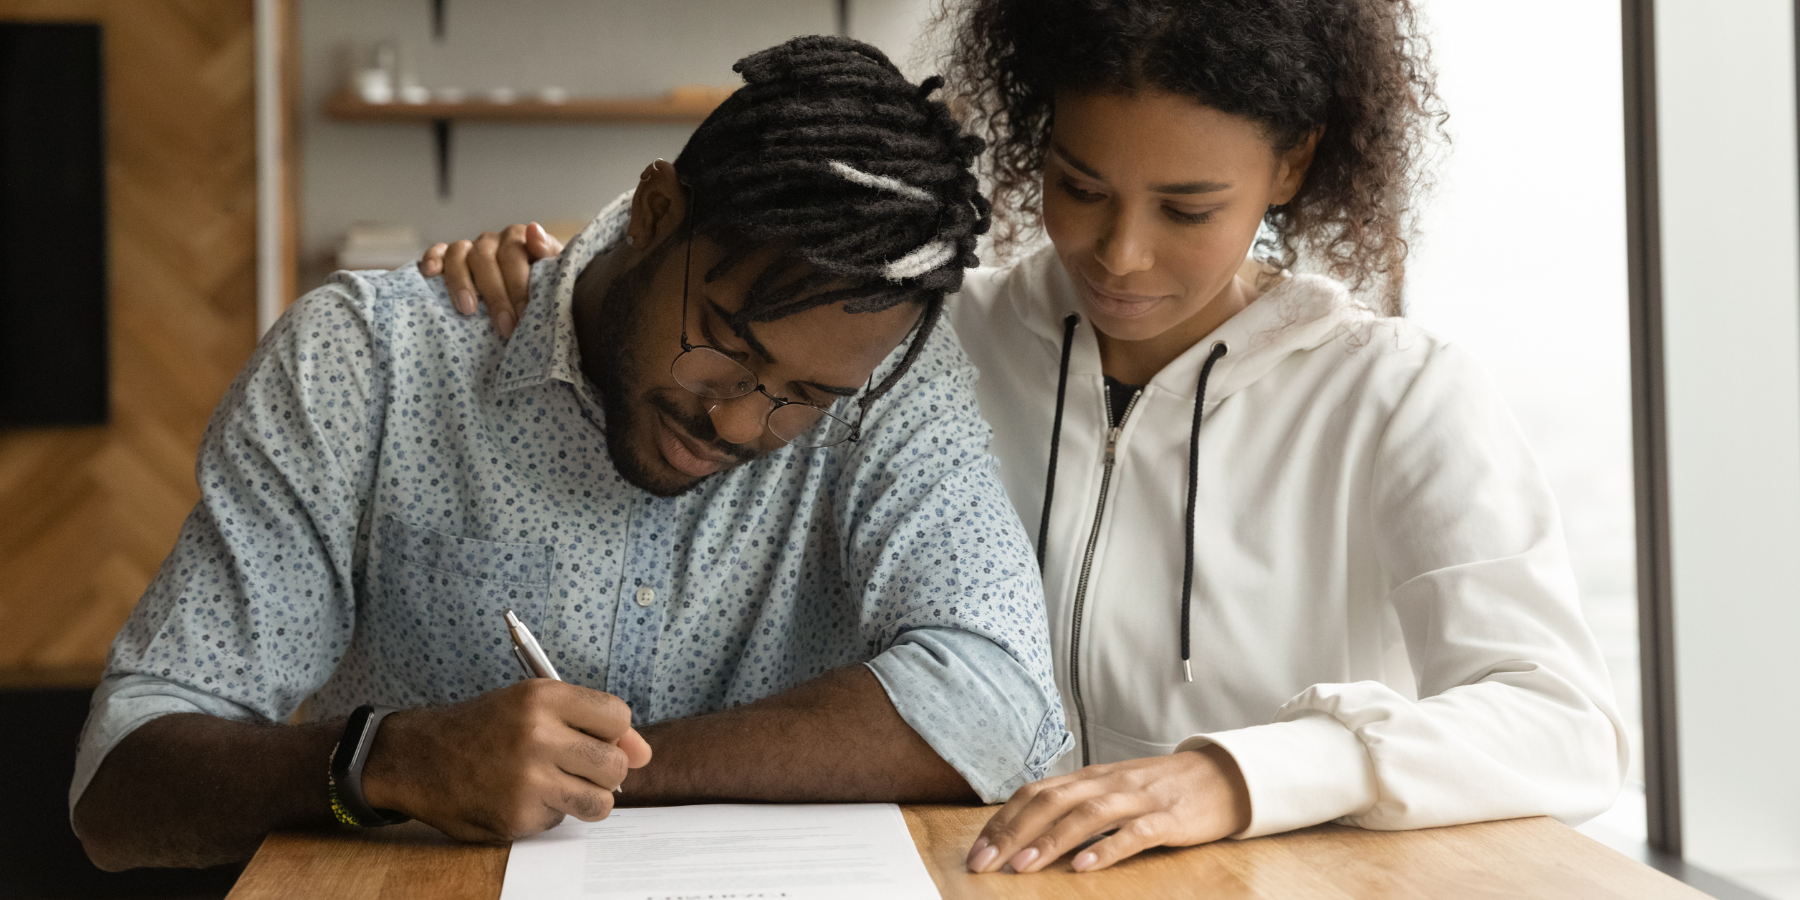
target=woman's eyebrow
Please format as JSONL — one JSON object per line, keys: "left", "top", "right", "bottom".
{"left": 1052, "top": 142, "right": 1231, "bottom": 195}
{"left": 1151, "top": 178, "right": 1232, "bottom": 195}
{"left": 1052, "top": 143, "right": 1105, "bottom": 179}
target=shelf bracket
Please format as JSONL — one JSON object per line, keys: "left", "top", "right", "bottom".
{"left": 432, "top": 0, "right": 446, "bottom": 40}
{"left": 432, "top": 118, "right": 452, "bottom": 199}
{"left": 837, "top": 0, "right": 849, "bottom": 37}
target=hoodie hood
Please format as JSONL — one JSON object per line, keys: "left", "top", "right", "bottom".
{"left": 1000, "top": 242, "right": 1373, "bottom": 408}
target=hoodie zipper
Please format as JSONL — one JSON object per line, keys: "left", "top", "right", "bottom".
{"left": 1067, "top": 387, "right": 1139, "bottom": 768}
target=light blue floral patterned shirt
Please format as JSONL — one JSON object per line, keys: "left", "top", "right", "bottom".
{"left": 72, "top": 196, "right": 1070, "bottom": 810}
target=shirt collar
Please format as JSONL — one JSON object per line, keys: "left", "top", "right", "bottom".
{"left": 494, "top": 191, "right": 634, "bottom": 394}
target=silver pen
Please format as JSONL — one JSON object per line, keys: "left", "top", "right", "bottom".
{"left": 502, "top": 609, "right": 623, "bottom": 793}
{"left": 503, "top": 608, "right": 561, "bottom": 681}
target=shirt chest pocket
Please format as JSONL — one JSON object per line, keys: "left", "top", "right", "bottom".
{"left": 367, "top": 514, "right": 553, "bottom": 703}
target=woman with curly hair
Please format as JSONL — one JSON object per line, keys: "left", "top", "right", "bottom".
{"left": 428, "top": 0, "right": 1626, "bottom": 874}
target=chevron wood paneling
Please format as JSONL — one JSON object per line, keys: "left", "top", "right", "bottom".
{"left": 0, "top": 0, "right": 259, "bottom": 687}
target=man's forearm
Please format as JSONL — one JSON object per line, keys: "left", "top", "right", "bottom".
{"left": 72, "top": 666, "right": 974, "bottom": 868}
{"left": 73, "top": 713, "right": 339, "bottom": 870}
{"left": 620, "top": 665, "right": 977, "bottom": 805}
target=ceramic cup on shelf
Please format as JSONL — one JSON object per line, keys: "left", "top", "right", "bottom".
{"left": 355, "top": 69, "right": 394, "bottom": 104}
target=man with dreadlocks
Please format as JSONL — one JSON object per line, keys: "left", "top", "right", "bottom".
{"left": 70, "top": 37, "right": 1069, "bottom": 869}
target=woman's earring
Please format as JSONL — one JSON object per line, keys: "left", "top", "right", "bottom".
{"left": 625, "top": 235, "right": 636, "bottom": 246}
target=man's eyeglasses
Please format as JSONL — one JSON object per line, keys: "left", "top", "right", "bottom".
{"left": 668, "top": 206, "right": 863, "bottom": 449}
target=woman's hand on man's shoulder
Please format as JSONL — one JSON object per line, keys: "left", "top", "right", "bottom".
{"left": 418, "top": 222, "right": 563, "bottom": 340}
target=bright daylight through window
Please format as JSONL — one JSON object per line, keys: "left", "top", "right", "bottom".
{"left": 1403, "top": 0, "right": 1645, "bottom": 845}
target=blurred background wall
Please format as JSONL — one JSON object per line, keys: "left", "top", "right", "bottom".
{"left": 297, "top": 0, "right": 936, "bottom": 288}
{"left": 0, "top": 5, "right": 260, "bottom": 896}
{"left": 0, "top": 0, "right": 259, "bottom": 692}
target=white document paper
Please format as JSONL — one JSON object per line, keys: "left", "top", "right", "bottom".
{"left": 499, "top": 803, "right": 942, "bottom": 900}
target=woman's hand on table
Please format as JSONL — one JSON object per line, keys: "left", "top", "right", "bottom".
{"left": 966, "top": 744, "right": 1251, "bottom": 874}
{"left": 418, "top": 222, "right": 562, "bottom": 341}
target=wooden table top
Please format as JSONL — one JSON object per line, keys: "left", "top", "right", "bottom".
{"left": 227, "top": 806, "right": 1710, "bottom": 900}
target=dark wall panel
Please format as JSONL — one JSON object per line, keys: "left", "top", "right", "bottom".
{"left": 0, "top": 689, "right": 241, "bottom": 898}
{"left": 0, "top": 23, "right": 107, "bottom": 427}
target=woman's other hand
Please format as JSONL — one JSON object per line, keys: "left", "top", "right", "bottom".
{"left": 965, "top": 744, "right": 1251, "bottom": 874}
{"left": 418, "top": 222, "right": 563, "bottom": 340}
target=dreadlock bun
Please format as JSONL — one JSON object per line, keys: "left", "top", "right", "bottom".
{"left": 674, "top": 35, "right": 990, "bottom": 322}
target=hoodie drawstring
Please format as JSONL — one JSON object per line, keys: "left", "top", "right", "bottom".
{"left": 1180, "top": 341, "right": 1229, "bottom": 681}
{"left": 1037, "top": 314, "right": 1080, "bottom": 572}
{"left": 1038, "top": 313, "right": 1230, "bottom": 683}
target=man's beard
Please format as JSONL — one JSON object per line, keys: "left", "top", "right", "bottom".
{"left": 586, "top": 243, "right": 757, "bottom": 498}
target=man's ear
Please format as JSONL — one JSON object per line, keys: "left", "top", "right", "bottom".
{"left": 1271, "top": 126, "right": 1325, "bottom": 206}
{"left": 625, "top": 160, "right": 686, "bottom": 253}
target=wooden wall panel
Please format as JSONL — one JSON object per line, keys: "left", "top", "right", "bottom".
{"left": 0, "top": 0, "right": 259, "bottom": 687}
{"left": 282, "top": 0, "right": 301, "bottom": 308}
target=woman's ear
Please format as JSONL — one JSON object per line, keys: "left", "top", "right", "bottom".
{"left": 624, "top": 159, "right": 687, "bottom": 252}
{"left": 1271, "top": 126, "right": 1325, "bottom": 206}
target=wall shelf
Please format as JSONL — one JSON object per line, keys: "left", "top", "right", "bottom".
{"left": 322, "top": 90, "right": 726, "bottom": 124}
{"left": 322, "top": 90, "right": 729, "bottom": 198}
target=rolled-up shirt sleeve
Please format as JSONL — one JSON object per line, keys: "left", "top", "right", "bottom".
{"left": 70, "top": 279, "right": 389, "bottom": 816}
{"left": 867, "top": 628, "right": 1066, "bottom": 802}
{"left": 70, "top": 674, "right": 263, "bottom": 812}
{"left": 837, "top": 319, "right": 1072, "bottom": 802}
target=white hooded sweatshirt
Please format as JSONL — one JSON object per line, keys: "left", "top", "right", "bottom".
{"left": 948, "top": 244, "right": 1627, "bottom": 838}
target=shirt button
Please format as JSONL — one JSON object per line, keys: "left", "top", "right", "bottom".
{"left": 635, "top": 587, "right": 655, "bottom": 608}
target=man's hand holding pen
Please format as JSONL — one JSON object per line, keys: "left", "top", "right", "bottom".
{"left": 356, "top": 609, "right": 650, "bottom": 843}
{"left": 358, "top": 679, "right": 652, "bottom": 842}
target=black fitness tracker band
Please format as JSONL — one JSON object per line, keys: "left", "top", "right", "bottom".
{"left": 327, "top": 704, "right": 409, "bottom": 828}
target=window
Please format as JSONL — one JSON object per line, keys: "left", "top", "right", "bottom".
{"left": 1402, "top": 0, "right": 1646, "bottom": 845}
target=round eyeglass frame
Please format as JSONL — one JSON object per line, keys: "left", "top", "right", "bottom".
{"left": 666, "top": 202, "right": 865, "bottom": 449}
{"left": 669, "top": 343, "right": 862, "bottom": 448}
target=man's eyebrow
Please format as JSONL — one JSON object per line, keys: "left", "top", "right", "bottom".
{"left": 797, "top": 380, "right": 861, "bottom": 398}
{"left": 706, "top": 300, "right": 860, "bottom": 398}
{"left": 707, "top": 300, "right": 777, "bottom": 364}
{"left": 1053, "top": 143, "right": 1232, "bottom": 195}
